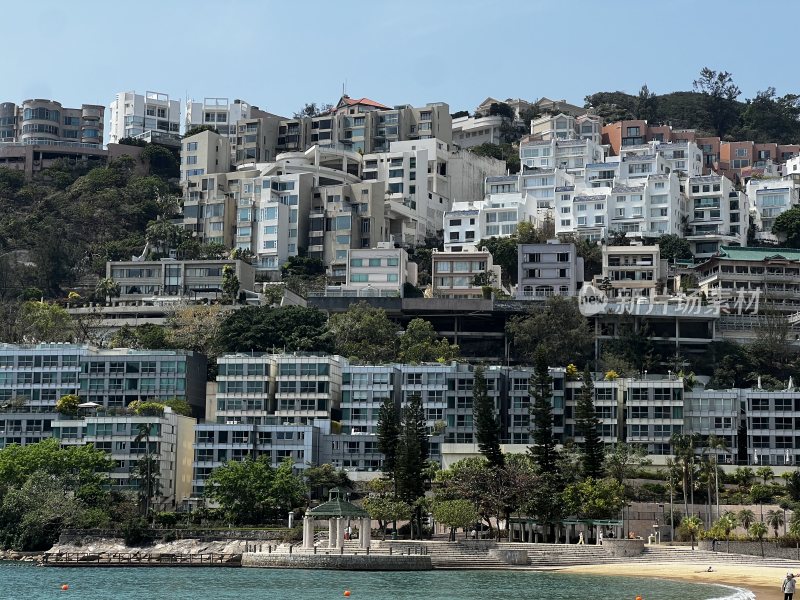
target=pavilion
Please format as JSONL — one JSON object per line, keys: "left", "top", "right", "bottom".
{"left": 302, "top": 488, "right": 372, "bottom": 551}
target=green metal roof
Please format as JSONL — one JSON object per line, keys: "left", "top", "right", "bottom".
{"left": 717, "top": 246, "right": 800, "bottom": 261}
{"left": 307, "top": 488, "right": 368, "bottom": 518}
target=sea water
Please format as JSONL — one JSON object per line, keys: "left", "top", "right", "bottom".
{"left": 0, "top": 563, "right": 754, "bottom": 600}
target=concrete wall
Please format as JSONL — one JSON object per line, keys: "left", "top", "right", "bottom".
{"left": 602, "top": 539, "right": 645, "bottom": 557}
{"left": 242, "top": 553, "right": 432, "bottom": 570}
{"left": 699, "top": 540, "right": 800, "bottom": 561}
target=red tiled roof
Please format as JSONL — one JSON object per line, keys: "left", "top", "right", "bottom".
{"left": 339, "top": 96, "right": 390, "bottom": 110}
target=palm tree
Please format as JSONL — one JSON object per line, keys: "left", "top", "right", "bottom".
{"left": 665, "top": 457, "right": 680, "bottom": 541}
{"left": 738, "top": 508, "right": 756, "bottom": 532}
{"left": 719, "top": 512, "right": 738, "bottom": 552}
{"left": 682, "top": 515, "right": 703, "bottom": 550}
{"left": 749, "top": 521, "right": 768, "bottom": 557}
{"left": 671, "top": 433, "right": 698, "bottom": 518}
{"left": 705, "top": 434, "right": 728, "bottom": 521}
{"left": 789, "top": 511, "right": 800, "bottom": 537}
{"left": 756, "top": 466, "right": 775, "bottom": 485}
{"left": 780, "top": 499, "right": 792, "bottom": 536}
{"left": 767, "top": 509, "right": 785, "bottom": 539}
{"left": 134, "top": 422, "right": 155, "bottom": 518}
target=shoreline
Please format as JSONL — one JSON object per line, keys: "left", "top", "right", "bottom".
{"left": 552, "top": 562, "right": 784, "bottom": 599}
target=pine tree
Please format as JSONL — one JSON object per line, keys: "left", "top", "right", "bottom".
{"left": 395, "top": 394, "right": 428, "bottom": 503}
{"left": 395, "top": 394, "right": 429, "bottom": 538}
{"left": 575, "top": 366, "right": 604, "bottom": 479}
{"left": 472, "top": 365, "right": 504, "bottom": 468}
{"left": 528, "top": 346, "right": 558, "bottom": 473}
{"left": 377, "top": 397, "right": 400, "bottom": 480}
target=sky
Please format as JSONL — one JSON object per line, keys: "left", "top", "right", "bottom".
{"left": 4, "top": 0, "right": 798, "bottom": 120}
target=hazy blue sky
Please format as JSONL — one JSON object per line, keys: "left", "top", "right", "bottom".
{"left": 5, "top": 0, "right": 797, "bottom": 118}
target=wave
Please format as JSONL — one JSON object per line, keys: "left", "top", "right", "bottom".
{"left": 705, "top": 584, "right": 756, "bottom": 600}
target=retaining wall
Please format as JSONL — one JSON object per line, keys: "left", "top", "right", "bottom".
{"left": 242, "top": 553, "right": 432, "bottom": 571}
{"left": 602, "top": 539, "right": 645, "bottom": 557}
{"left": 699, "top": 540, "right": 800, "bottom": 561}
{"left": 488, "top": 549, "right": 528, "bottom": 565}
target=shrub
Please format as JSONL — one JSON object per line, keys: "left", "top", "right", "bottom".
{"left": 122, "top": 518, "right": 151, "bottom": 546}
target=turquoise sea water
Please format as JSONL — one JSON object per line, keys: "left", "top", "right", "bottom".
{"left": 0, "top": 563, "right": 752, "bottom": 600}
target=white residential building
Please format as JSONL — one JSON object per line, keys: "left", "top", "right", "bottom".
{"left": 451, "top": 114, "right": 505, "bottom": 148}
{"left": 185, "top": 97, "right": 260, "bottom": 137}
{"left": 685, "top": 174, "right": 748, "bottom": 258}
{"left": 339, "top": 244, "right": 417, "bottom": 297}
{"left": 596, "top": 245, "right": 665, "bottom": 299}
{"left": 431, "top": 248, "right": 502, "bottom": 298}
{"left": 520, "top": 138, "right": 604, "bottom": 180}
{"left": 108, "top": 91, "right": 181, "bottom": 143}
{"left": 529, "top": 113, "right": 602, "bottom": 145}
{"left": 746, "top": 178, "right": 800, "bottom": 243}
{"left": 520, "top": 167, "right": 575, "bottom": 210}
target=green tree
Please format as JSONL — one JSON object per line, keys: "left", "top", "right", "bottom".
{"left": 604, "top": 443, "right": 650, "bottom": 488}
{"left": 221, "top": 265, "right": 240, "bottom": 304}
{"left": 681, "top": 515, "right": 703, "bottom": 550}
{"left": 692, "top": 67, "right": 742, "bottom": 137}
{"left": 140, "top": 144, "right": 179, "bottom": 179}
{"left": 755, "top": 466, "right": 774, "bottom": 484}
{"left": 635, "top": 84, "right": 658, "bottom": 122}
{"left": 528, "top": 346, "right": 557, "bottom": 473}
{"left": 55, "top": 394, "right": 80, "bottom": 417}
{"left": 737, "top": 508, "right": 756, "bottom": 531}
{"left": 398, "top": 318, "right": 459, "bottom": 363}
{"left": 478, "top": 236, "right": 519, "bottom": 285}
{"left": 304, "top": 464, "right": 352, "bottom": 500}
{"left": 472, "top": 365, "right": 504, "bottom": 468}
{"left": 328, "top": 302, "right": 400, "bottom": 363}
{"left": 655, "top": 234, "right": 693, "bottom": 263}
{"left": 377, "top": 398, "right": 400, "bottom": 482}
{"left": 748, "top": 521, "right": 768, "bottom": 557}
{"left": 740, "top": 88, "right": 800, "bottom": 144}
{"left": 216, "top": 306, "right": 332, "bottom": 353}
{"left": 395, "top": 394, "right": 428, "bottom": 537}
{"left": 507, "top": 296, "right": 593, "bottom": 365}
{"left": 205, "top": 456, "right": 306, "bottom": 525}
{"left": 184, "top": 124, "right": 218, "bottom": 138}
{"left": 750, "top": 484, "right": 773, "bottom": 522}
{"left": 575, "top": 367, "right": 604, "bottom": 479}
{"left": 562, "top": 477, "right": 625, "bottom": 520}
{"left": 281, "top": 256, "right": 325, "bottom": 278}
{"left": 18, "top": 301, "right": 74, "bottom": 342}
{"left": 94, "top": 277, "right": 121, "bottom": 303}
{"left": 772, "top": 207, "right": 800, "bottom": 248}
{"left": 293, "top": 102, "right": 333, "bottom": 119}
{"left": 433, "top": 499, "right": 478, "bottom": 541}
{"left": 363, "top": 496, "right": 411, "bottom": 541}
{"left": 766, "top": 509, "right": 785, "bottom": 538}
{"left": 110, "top": 323, "right": 170, "bottom": 350}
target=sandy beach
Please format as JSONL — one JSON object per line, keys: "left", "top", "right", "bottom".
{"left": 554, "top": 562, "right": 788, "bottom": 599}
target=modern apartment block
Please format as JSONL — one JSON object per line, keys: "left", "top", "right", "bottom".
{"left": 684, "top": 174, "right": 748, "bottom": 258}
{"left": 528, "top": 113, "right": 602, "bottom": 145}
{"left": 108, "top": 91, "right": 181, "bottom": 144}
{"left": 597, "top": 245, "right": 665, "bottom": 299}
{"left": 192, "top": 422, "right": 319, "bottom": 497}
{"left": 451, "top": 114, "right": 505, "bottom": 148}
{"left": 746, "top": 177, "right": 800, "bottom": 243}
{"left": 520, "top": 137, "right": 605, "bottom": 179}
{"left": 694, "top": 246, "right": 800, "bottom": 313}
{"left": 0, "top": 344, "right": 206, "bottom": 449}
{"left": 340, "top": 245, "right": 417, "bottom": 297}
{"left": 431, "top": 248, "right": 502, "bottom": 298}
{"left": 0, "top": 99, "right": 104, "bottom": 145}
{"left": 54, "top": 406, "right": 196, "bottom": 509}
{"left": 107, "top": 258, "right": 255, "bottom": 302}
{"left": 215, "top": 353, "right": 343, "bottom": 426}
{"left": 185, "top": 97, "right": 263, "bottom": 137}
{"left": 180, "top": 129, "right": 231, "bottom": 182}
{"left": 516, "top": 241, "right": 584, "bottom": 299}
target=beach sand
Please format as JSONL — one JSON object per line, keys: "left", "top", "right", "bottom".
{"left": 553, "top": 562, "right": 786, "bottom": 599}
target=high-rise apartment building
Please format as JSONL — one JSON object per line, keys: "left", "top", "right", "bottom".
{"left": 0, "top": 99, "right": 104, "bottom": 145}
{"left": 109, "top": 91, "right": 181, "bottom": 143}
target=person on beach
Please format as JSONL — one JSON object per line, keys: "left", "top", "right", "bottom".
{"left": 783, "top": 572, "right": 796, "bottom": 600}
{"left": 578, "top": 532, "right": 585, "bottom": 545}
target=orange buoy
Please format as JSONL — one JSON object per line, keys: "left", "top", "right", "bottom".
{"left": 61, "top": 584, "right": 69, "bottom": 591}
{"left": 344, "top": 591, "right": 351, "bottom": 597}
